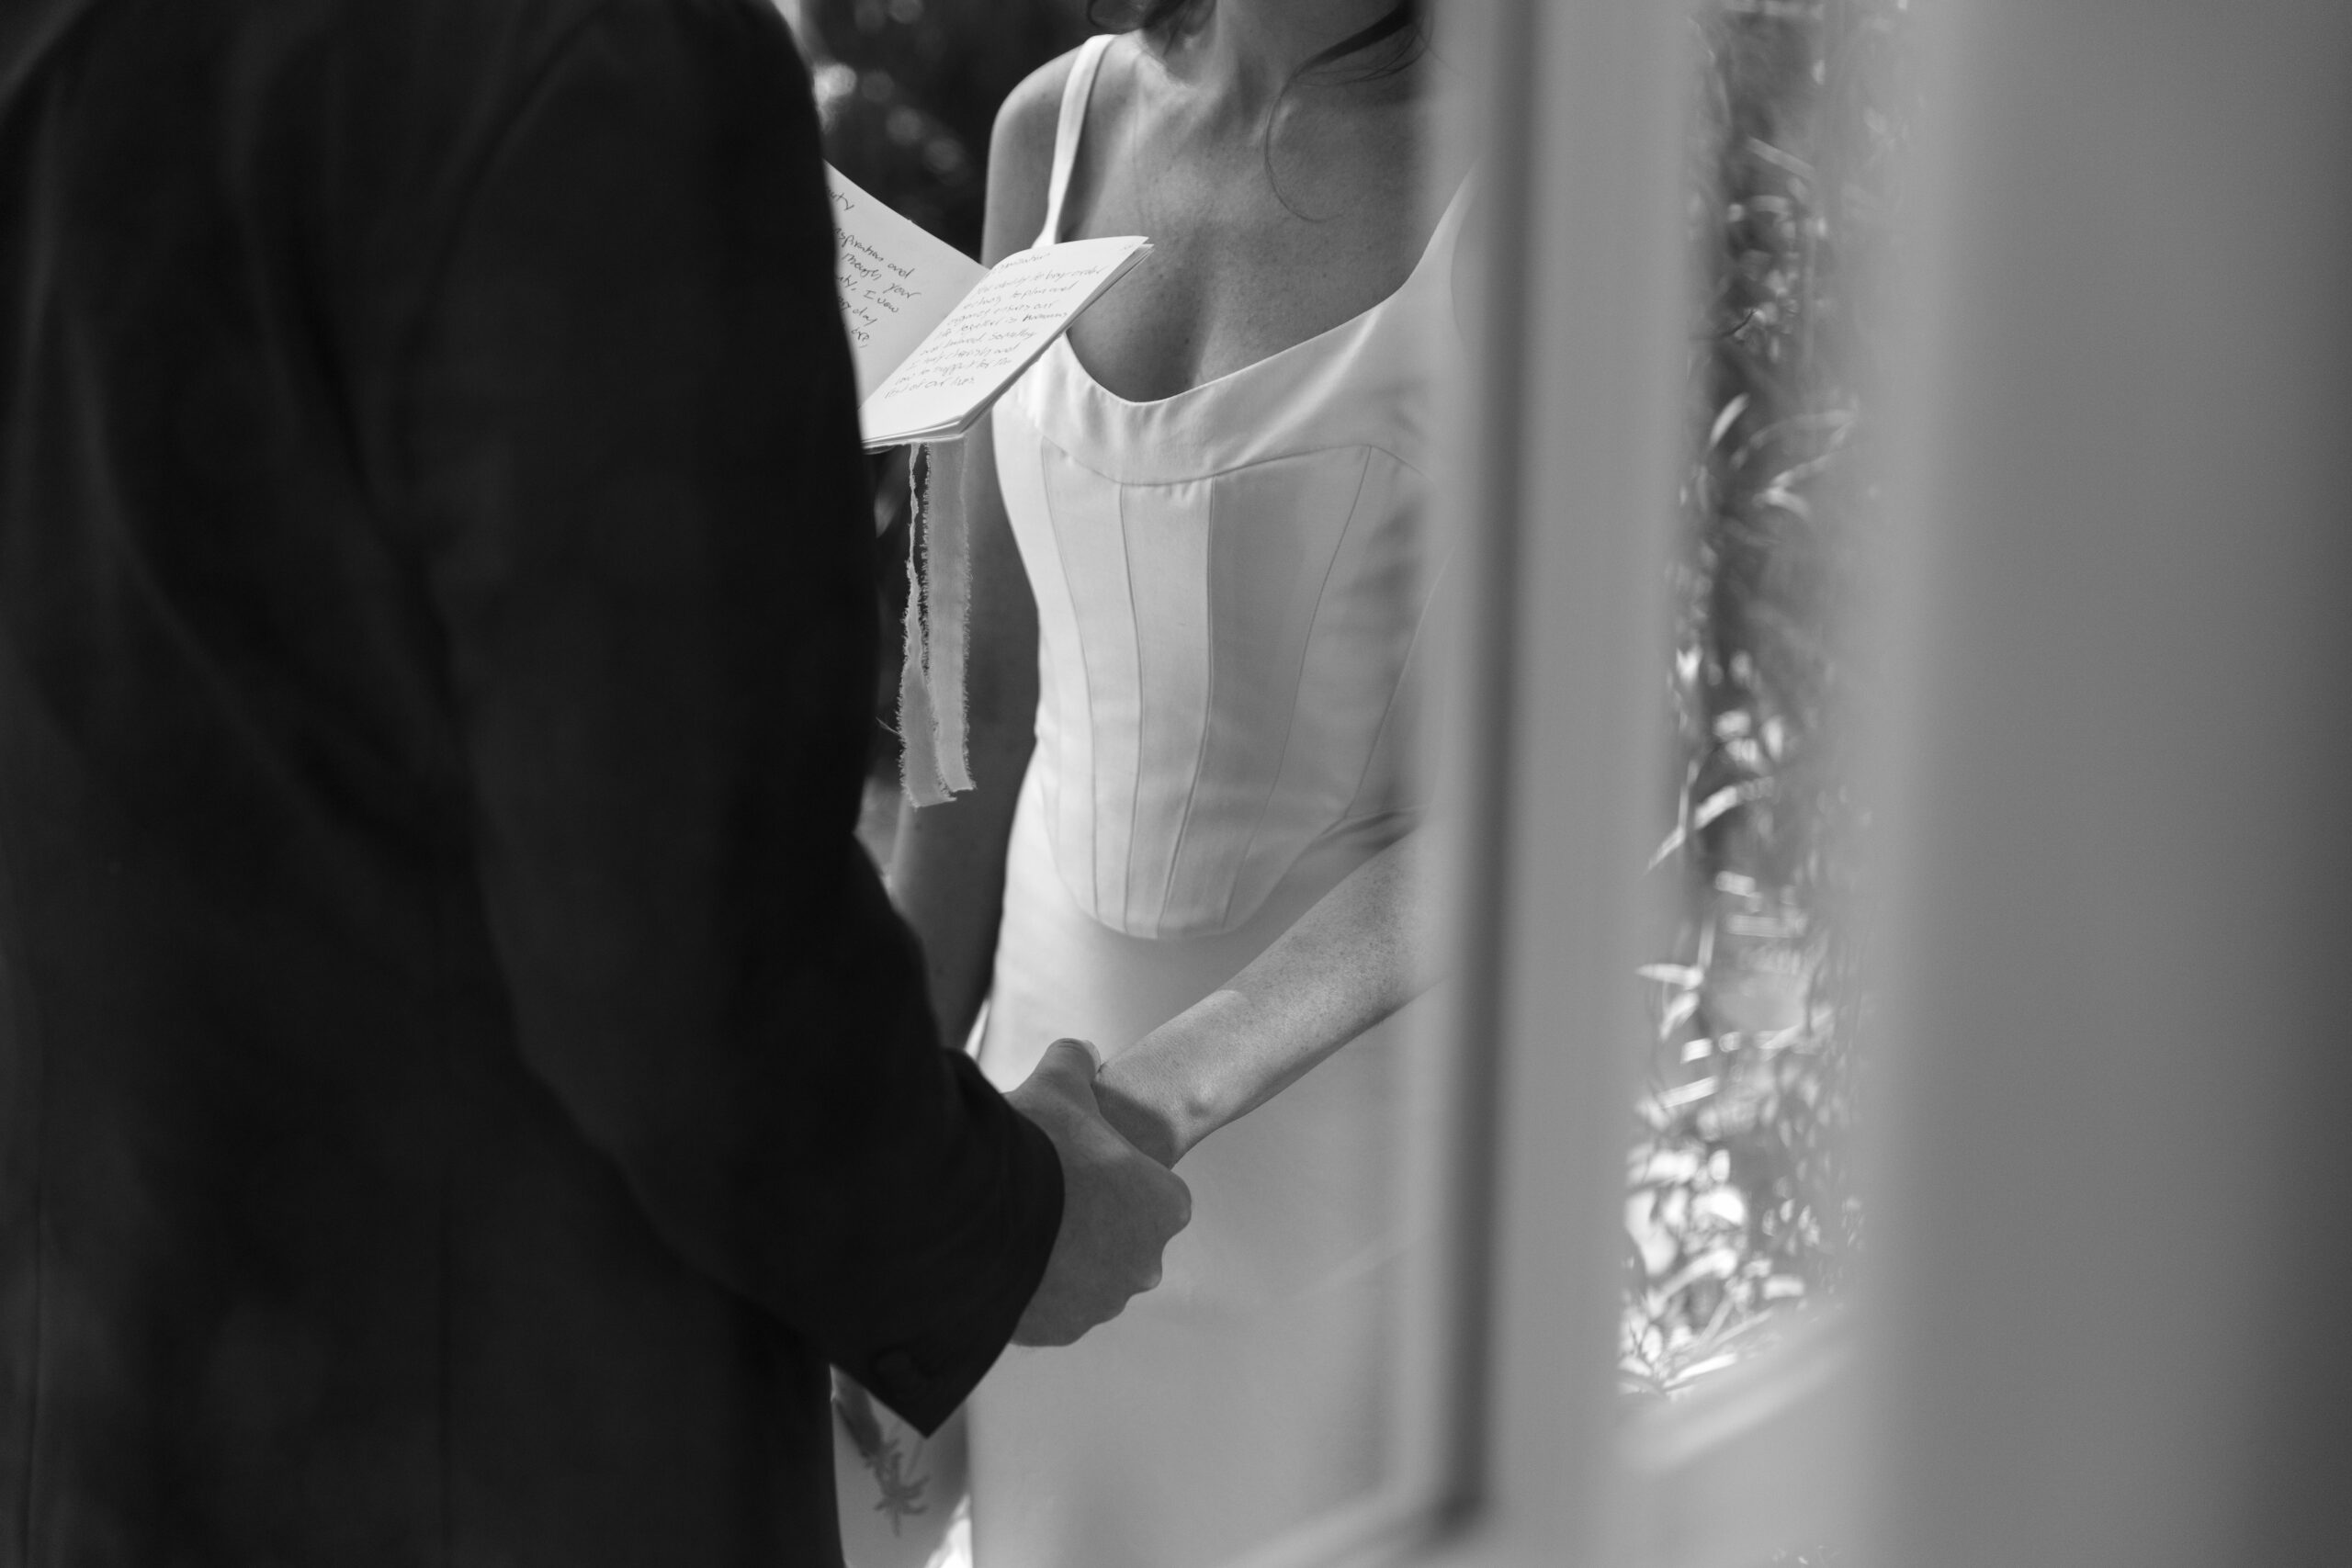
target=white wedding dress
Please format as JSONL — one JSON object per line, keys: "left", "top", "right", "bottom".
{"left": 963, "top": 34, "right": 1465, "bottom": 1568}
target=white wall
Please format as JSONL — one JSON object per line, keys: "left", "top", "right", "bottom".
{"left": 1401, "top": 4, "right": 2352, "bottom": 1567}
{"left": 1865, "top": 5, "right": 2352, "bottom": 1566}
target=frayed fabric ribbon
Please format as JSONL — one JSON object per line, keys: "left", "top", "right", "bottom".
{"left": 898, "top": 442, "right": 975, "bottom": 807}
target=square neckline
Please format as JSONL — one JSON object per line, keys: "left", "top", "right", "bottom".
{"left": 1039, "top": 32, "right": 1471, "bottom": 411}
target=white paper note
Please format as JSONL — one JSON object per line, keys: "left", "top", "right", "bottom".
{"left": 856, "top": 236, "right": 1151, "bottom": 447}
{"left": 826, "top": 165, "right": 989, "bottom": 401}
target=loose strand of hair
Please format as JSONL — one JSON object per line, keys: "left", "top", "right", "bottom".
{"left": 1084, "top": 1, "right": 1421, "bottom": 86}
{"left": 1265, "top": 5, "right": 1423, "bottom": 220}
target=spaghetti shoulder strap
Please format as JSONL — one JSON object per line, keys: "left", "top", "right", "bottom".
{"left": 1428, "top": 171, "right": 1478, "bottom": 256}
{"left": 1418, "top": 168, "right": 1479, "bottom": 303}
{"left": 1039, "top": 33, "right": 1117, "bottom": 246}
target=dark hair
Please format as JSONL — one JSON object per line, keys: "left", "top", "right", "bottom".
{"left": 1098, "top": 1, "right": 1423, "bottom": 84}
{"left": 1088, "top": 0, "right": 1427, "bottom": 212}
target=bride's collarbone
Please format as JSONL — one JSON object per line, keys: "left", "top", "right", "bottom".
{"left": 1055, "top": 63, "right": 1433, "bottom": 399}
{"left": 1063, "top": 219, "right": 1424, "bottom": 400}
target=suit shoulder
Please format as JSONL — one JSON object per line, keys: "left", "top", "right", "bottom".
{"left": 356, "top": 0, "right": 797, "bottom": 98}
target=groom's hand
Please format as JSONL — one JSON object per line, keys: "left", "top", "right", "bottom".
{"left": 1004, "top": 1039, "right": 1192, "bottom": 1347}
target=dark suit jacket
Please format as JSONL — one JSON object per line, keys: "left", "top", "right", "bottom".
{"left": 0, "top": 0, "right": 1062, "bottom": 1561}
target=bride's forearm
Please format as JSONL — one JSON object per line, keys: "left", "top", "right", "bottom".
{"left": 1092, "top": 833, "right": 1445, "bottom": 1166}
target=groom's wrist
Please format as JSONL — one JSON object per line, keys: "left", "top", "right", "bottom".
{"left": 865, "top": 1057, "right": 1066, "bottom": 1431}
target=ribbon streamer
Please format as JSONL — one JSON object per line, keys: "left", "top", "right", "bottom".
{"left": 898, "top": 442, "right": 975, "bottom": 807}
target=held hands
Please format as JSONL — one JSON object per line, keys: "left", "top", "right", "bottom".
{"left": 1004, "top": 1039, "right": 1192, "bottom": 1347}
{"left": 1087, "top": 1052, "right": 1191, "bottom": 1168}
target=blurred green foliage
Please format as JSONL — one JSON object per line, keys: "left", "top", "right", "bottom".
{"left": 1625, "top": 0, "right": 1911, "bottom": 1401}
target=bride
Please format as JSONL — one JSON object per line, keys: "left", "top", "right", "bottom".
{"left": 880, "top": 2, "right": 1465, "bottom": 1562}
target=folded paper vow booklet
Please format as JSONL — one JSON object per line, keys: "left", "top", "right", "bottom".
{"left": 827, "top": 165, "right": 1150, "bottom": 449}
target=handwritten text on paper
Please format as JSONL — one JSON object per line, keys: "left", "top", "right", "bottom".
{"left": 871, "top": 244, "right": 1140, "bottom": 406}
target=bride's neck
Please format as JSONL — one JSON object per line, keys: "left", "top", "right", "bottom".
{"left": 1170, "top": 0, "right": 1410, "bottom": 107}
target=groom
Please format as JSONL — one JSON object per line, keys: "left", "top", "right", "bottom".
{"left": 0, "top": 0, "right": 1185, "bottom": 1562}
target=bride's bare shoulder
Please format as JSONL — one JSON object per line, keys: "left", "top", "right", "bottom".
{"left": 983, "top": 41, "right": 1093, "bottom": 262}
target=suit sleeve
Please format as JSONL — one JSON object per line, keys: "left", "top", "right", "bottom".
{"left": 397, "top": 0, "right": 1058, "bottom": 1431}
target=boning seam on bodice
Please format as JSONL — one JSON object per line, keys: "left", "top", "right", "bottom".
{"left": 1002, "top": 404, "right": 1439, "bottom": 936}
{"left": 1150, "top": 489, "right": 1226, "bottom": 936}
{"left": 1023, "top": 434, "right": 1102, "bottom": 917}
{"left": 1336, "top": 547, "right": 1444, "bottom": 828}
{"left": 1214, "top": 446, "right": 1377, "bottom": 931}
{"left": 1111, "top": 478, "right": 1150, "bottom": 930}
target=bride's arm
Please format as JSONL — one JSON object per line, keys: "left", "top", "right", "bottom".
{"left": 1092, "top": 831, "right": 1449, "bottom": 1166}
{"left": 883, "top": 55, "right": 1069, "bottom": 1050}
